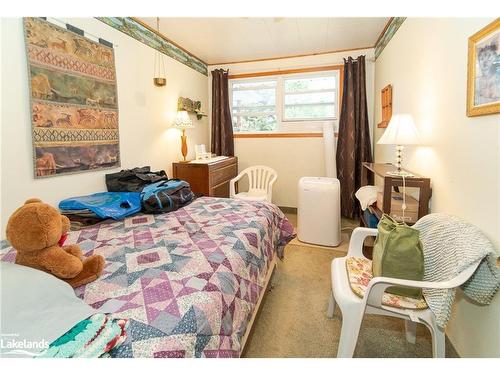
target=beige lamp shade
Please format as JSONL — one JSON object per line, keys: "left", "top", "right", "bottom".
{"left": 172, "top": 111, "right": 194, "bottom": 129}
{"left": 377, "top": 114, "right": 420, "bottom": 145}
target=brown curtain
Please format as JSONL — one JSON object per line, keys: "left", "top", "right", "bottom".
{"left": 336, "top": 56, "right": 372, "bottom": 219}
{"left": 211, "top": 69, "right": 234, "bottom": 156}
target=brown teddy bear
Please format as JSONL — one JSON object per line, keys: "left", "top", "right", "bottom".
{"left": 6, "top": 198, "right": 105, "bottom": 288}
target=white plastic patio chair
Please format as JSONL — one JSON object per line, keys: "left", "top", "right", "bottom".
{"left": 327, "top": 227, "right": 480, "bottom": 358}
{"left": 229, "top": 165, "right": 277, "bottom": 203}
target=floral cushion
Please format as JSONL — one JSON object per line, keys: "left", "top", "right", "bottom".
{"left": 346, "top": 257, "right": 428, "bottom": 310}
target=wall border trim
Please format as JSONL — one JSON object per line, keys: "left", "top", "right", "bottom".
{"left": 374, "top": 17, "right": 406, "bottom": 60}
{"left": 96, "top": 17, "right": 208, "bottom": 76}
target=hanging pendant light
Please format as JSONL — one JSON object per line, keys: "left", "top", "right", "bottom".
{"left": 153, "top": 17, "right": 167, "bottom": 87}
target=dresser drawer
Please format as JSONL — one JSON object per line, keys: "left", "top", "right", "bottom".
{"left": 209, "top": 163, "right": 237, "bottom": 187}
{"left": 173, "top": 156, "right": 237, "bottom": 198}
{"left": 210, "top": 181, "right": 230, "bottom": 198}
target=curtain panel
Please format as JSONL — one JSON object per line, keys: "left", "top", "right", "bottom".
{"left": 211, "top": 69, "right": 234, "bottom": 156}
{"left": 336, "top": 56, "right": 373, "bottom": 219}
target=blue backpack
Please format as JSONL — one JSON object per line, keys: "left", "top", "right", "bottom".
{"left": 140, "top": 179, "right": 194, "bottom": 214}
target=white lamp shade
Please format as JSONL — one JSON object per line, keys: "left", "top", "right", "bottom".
{"left": 172, "top": 111, "right": 194, "bottom": 129}
{"left": 377, "top": 114, "right": 420, "bottom": 145}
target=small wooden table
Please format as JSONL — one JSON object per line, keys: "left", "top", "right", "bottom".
{"left": 360, "top": 162, "right": 432, "bottom": 258}
{"left": 172, "top": 157, "right": 238, "bottom": 198}
{"left": 361, "top": 162, "right": 431, "bottom": 225}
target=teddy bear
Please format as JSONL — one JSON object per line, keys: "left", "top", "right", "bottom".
{"left": 6, "top": 198, "right": 105, "bottom": 288}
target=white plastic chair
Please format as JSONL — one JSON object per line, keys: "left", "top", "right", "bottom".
{"left": 327, "top": 227, "right": 480, "bottom": 358}
{"left": 229, "top": 165, "right": 277, "bottom": 203}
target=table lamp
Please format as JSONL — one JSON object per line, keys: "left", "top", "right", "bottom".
{"left": 172, "top": 110, "right": 194, "bottom": 163}
{"left": 377, "top": 113, "right": 420, "bottom": 176}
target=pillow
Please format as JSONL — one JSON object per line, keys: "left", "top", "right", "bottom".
{"left": 0, "top": 262, "right": 95, "bottom": 357}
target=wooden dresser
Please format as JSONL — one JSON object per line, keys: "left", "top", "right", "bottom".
{"left": 172, "top": 157, "right": 238, "bottom": 198}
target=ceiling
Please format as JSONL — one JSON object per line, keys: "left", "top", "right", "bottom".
{"left": 138, "top": 17, "right": 389, "bottom": 65}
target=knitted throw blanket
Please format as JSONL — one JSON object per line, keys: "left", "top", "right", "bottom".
{"left": 413, "top": 213, "right": 500, "bottom": 328}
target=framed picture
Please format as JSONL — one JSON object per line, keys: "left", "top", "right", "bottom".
{"left": 467, "top": 18, "right": 500, "bottom": 117}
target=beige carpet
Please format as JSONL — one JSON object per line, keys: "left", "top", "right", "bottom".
{"left": 242, "top": 214, "right": 459, "bottom": 358}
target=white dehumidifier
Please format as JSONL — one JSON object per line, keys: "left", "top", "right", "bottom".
{"left": 297, "top": 177, "right": 341, "bottom": 247}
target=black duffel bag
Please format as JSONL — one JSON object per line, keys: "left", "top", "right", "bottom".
{"left": 141, "top": 179, "right": 195, "bottom": 214}
{"left": 106, "top": 166, "right": 168, "bottom": 192}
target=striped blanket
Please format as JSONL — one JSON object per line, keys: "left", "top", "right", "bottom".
{"left": 414, "top": 213, "right": 500, "bottom": 328}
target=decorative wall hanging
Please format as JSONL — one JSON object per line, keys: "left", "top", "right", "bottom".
{"left": 374, "top": 17, "right": 406, "bottom": 60}
{"left": 97, "top": 17, "right": 208, "bottom": 76}
{"left": 24, "top": 17, "right": 120, "bottom": 178}
{"left": 178, "top": 97, "right": 207, "bottom": 120}
{"left": 378, "top": 84, "right": 393, "bottom": 128}
{"left": 153, "top": 17, "right": 167, "bottom": 87}
{"left": 467, "top": 18, "right": 500, "bottom": 117}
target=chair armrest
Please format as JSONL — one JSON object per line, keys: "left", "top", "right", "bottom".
{"left": 364, "top": 261, "right": 480, "bottom": 307}
{"left": 267, "top": 175, "right": 277, "bottom": 201}
{"left": 347, "top": 227, "right": 378, "bottom": 258}
{"left": 229, "top": 172, "right": 245, "bottom": 198}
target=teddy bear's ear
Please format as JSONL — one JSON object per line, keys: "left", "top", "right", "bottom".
{"left": 24, "top": 198, "right": 42, "bottom": 204}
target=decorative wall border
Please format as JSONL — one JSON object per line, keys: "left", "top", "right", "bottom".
{"left": 97, "top": 17, "right": 208, "bottom": 76}
{"left": 374, "top": 17, "right": 406, "bottom": 60}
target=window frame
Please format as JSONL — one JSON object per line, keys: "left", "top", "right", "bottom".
{"left": 228, "top": 67, "right": 342, "bottom": 136}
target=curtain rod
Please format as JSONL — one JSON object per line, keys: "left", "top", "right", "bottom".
{"left": 211, "top": 57, "right": 375, "bottom": 73}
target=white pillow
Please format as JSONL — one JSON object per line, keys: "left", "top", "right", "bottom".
{"left": 0, "top": 262, "right": 95, "bottom": 357}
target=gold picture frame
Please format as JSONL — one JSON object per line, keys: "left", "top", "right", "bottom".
{"left": 467, "top": 18, "right": 500, "bottom": 117}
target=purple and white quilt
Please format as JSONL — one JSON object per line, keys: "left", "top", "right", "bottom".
{"left": 1, "top": 197, "right": 294, "bottom": 358}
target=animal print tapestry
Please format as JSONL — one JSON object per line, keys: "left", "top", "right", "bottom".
{"left": 24, "top": 17, "right": 120, "bottom": 178}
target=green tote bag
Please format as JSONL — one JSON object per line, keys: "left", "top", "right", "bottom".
{"left": 372, "top": 214, "right": 424, "bottom": 299}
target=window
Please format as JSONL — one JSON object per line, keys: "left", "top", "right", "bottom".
{"left": 229, "top": 69, "right": 340, "bottom": 134}
{"left": 283, "top": 74, "right": 337, "bottom": 121}
{"left": 231, "top": 79, "right": 277, "bottom": 132}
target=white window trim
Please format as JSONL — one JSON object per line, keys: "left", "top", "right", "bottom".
{"left": 229, "top": 69, "right": 340, "bottom": 134}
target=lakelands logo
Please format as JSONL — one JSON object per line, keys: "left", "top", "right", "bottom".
{"left": 0, "top": 333, "right": 49, "bottom": 357}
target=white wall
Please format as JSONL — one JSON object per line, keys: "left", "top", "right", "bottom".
{"left": 374, "top": 18, "right": 500, "bottom": 357}
{"left": 0, "top": 18, "right": 209, "bottom": 235}
{"left": 209, "top": 48, "right": 375, "bottom": 207}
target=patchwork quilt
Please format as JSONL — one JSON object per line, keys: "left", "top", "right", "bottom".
{"left": 0, "top": 197, "right": 294, "bottom": 358}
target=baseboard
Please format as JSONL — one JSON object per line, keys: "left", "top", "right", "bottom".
{"left": 446, "top": 333, "right": 462, "bottom": 358}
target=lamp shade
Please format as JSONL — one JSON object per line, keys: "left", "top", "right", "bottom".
{"left": 172, "top": 111, "right": 194, "bottom": 129}
{"left": 377, "top": 114, "right": 420, "bottom": 145}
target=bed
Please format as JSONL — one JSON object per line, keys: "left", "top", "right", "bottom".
{"left": 0, "top": 197, "right": 294, "bottom": 358}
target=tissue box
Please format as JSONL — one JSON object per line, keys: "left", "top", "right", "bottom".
{"left": 376, "top": 191, "right": 419, "bottom": 223}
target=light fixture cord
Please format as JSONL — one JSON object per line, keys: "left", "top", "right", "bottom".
{"left": 402, "top": 174, "right": 407, "bottom": 224}
{"left": 153, "top": 17, "right": 166, "bottom": 79}
{"left": 154, "top": 17, "right": 159, "bottom": 77}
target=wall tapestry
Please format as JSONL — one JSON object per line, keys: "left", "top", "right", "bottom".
{"left": 24, "top": 17, "right": 120, "bottom": 178}
{"left": 97, "top": 17, "right": 208, "bottom": 76}
{"left": 467, "top": 18, "right": 500, "bottom": 117}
